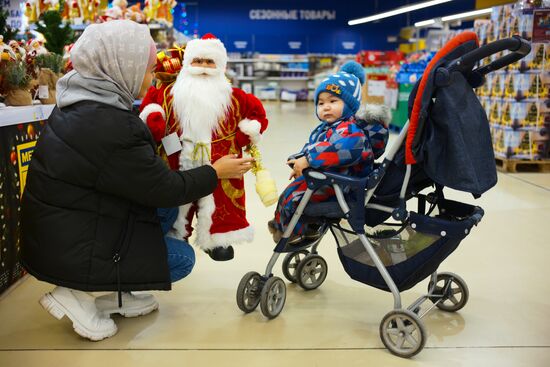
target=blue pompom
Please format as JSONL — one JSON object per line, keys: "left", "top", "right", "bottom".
{"left": 340, "top": 61, "right": 365, "bottom": 85}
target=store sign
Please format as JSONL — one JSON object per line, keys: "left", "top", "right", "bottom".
{"left": 288, "top": 41, "right": 302, "bottom": 50}
{"left": 341, "top": 42, "right": 356, "bottom": 50}
{"left": 226, "top": 35, "right": 254, "bottom": 52}
{"left": 16, "top": 141, "right": 36, "bottom": 196}
{"left": 249, "top": 9, "right": 336, "bottom": 21}
{"left": 2, "top": 0, "right": 24, "bottom": 30}
{"left": 234, "top": 41, "right": 248, "bottom": 49}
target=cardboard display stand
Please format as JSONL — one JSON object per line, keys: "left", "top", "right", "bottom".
{"left": 0, "top": 105, "right": 53, "bottom": 295}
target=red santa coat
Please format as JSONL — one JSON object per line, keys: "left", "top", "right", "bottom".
{"left": 139, "top": 83, "right": 268, "bottom": 250}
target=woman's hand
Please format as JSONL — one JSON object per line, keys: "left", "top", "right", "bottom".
{"left": 212, "top": 154, "right": 255, "bottom": 179}
{"left": 287, "top": 156, "right": 309, "bottom": 179}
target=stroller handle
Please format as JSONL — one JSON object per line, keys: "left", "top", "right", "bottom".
{"left": 435, "top": 36, "right": 531, "bottom": 87}
{"left": 459, "top": 36, "right": 531, "bottom": 75}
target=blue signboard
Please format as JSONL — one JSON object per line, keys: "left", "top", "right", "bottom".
{"left": 225, "top": 34, "right": 254, "bottom": 53}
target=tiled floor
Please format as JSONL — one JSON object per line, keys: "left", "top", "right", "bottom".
{"left": 1, "top": 102, "right": 549, "bottom": 366}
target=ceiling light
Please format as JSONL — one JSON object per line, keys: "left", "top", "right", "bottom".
{"left": 415, "top": 7, "right": 492, "bottom": 27}
{"left": 348, "top": 0, "right": 452, "bottom": 26}
{"left": 441, "top": 8, "right": 493, "bottom": 21}
{"left": 414, "top": 19, "right": 436, "bottom": 27}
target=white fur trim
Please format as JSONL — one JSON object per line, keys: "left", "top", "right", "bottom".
{"left": 172, "top": 203, "right": 193, "bottom": 239}
{"left": 238, "top": 119, "right": 262, "bottom": 144}
{"left": 183, "top": 38, "right": 227, "bottom": 71}
{"left": 194, "top": 194, "right": 216, "bottom": 250}
{"left": 208, "top": 225, "right": 255, "bottom": 250}
{"left": 139, "top": 103, "right": 166, "bottom": 122}
{"left": 356, "top": 103, "right": 392, "bottom": 126}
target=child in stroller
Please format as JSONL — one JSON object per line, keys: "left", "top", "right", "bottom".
{"left": 237, "top": 32, "right": 531, "bottom": 358}
{"left": 268, "top": 61, "right": 390, "bottom": 245}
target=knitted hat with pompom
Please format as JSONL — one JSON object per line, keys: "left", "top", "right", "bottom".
{"left": 314, "top": 61, "right": 365, "bottom": 120}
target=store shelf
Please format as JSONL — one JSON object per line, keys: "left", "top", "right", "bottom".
{"left": 281, "top": 68, "right": 309, "bottom": 72}
{"left": 266, "top": 77, "right": 311, "bottom": 81}
{"left": 0, "top": 104, "right": 55, "bottom": 127}
{"left": 229, "top": 54, "right": 312, "bottom": 101}
{"left": 228, "top": 59, "right": 261, "bottom": 63}
{"left": 229, "top": 59, "right": 309, "bottom": 63}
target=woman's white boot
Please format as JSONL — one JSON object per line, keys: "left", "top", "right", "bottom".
{"left": 95, "top": 292, "right": 159, "bottom": 317}
{"left": 40, "top": 286, "right": 118, "bottom": 341}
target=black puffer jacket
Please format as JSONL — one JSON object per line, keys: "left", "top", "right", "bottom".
{"left": 21, "top": 101, "right": 217, "bottom": 292}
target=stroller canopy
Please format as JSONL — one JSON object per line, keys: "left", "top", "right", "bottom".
{"left": 405, "top": 32, "right": 497, "bottom": 196}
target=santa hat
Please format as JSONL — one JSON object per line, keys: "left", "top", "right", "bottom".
{"left": 183, "top": 33, "right": 227, "bottom": 71}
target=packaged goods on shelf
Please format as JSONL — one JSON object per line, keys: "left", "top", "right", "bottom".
{"left": 489, "top": 97, "right": 503, "bottom": 125}
{"left": 503, "top": 100, "right": 547, "bottom": 129}
{"left": 492, "top": 124, "right": 549, "bottom": 160}
{"left": 227, "top": 54, "right": 313, "bottom": 101}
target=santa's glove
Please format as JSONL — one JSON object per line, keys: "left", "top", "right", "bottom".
{"left": 139, "top": 103, "right": 167, "bottom": 143}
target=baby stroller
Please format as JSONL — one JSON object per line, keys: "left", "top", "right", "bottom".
{"left": 236, "top": 32, "right": 530, "bottom": 358}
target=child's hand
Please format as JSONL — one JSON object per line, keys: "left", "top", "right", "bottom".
{"left": 287, "top": 156, "right": 309, "bottom": 179}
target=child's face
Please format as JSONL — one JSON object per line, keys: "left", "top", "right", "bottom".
{"left": 317, "top": 92, "right": 344, "bottom": 123}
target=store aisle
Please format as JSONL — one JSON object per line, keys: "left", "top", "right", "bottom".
{"left": 1, "top": 102, "right": 549, "bottom": 366}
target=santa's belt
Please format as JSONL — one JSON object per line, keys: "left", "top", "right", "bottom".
{"left": 182, "top": 132, "right": 236, "bottom": 162}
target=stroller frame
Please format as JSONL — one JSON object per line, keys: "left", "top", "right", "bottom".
{"left": 239, "top": 120, "right": 464, "bottom": 358}
{"left": 236, "top": 33, "right": 531, "bottom": 358}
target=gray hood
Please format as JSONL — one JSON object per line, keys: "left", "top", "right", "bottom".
{"left": 57, "top": 20, "right": 152, "bottom": 111}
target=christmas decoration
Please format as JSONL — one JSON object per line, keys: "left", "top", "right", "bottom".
{"left": 139, "top": 34, "right": 275, "bottom": 261}
{"left": 144, "top": 0, "right": 177, "bottom": 27}
{"left": 62, "top": 0, "right": 106, "bottom": 24}
{"left": 34, "top": 1, "right": 75, "bottom": 55}
{"left": 0, "top": 61, "right": 33, "bottom": 106}
{"left": 25, "top": 1, "right": 60, "bottom": 23}
{"left": 35, "top": 52, "right": 64, "bottom": 74}
{"left": 0, "top": 36, "right": 17, "bottom": 62}
{"left": 8, "top": 41, "right": 26, "bottom": 60}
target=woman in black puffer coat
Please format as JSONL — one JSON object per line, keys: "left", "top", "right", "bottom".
{"left": 20, "top": 20, "right": 253, "bottom": 341}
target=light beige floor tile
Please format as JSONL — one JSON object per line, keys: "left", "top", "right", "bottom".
{"left": 1, "top": 349, "right": 550, "bottom": 367}
{"left": 1, "top": 102, "right": 549, "bottom": 366}
{"left": 508, "top": 172, "right": 550, "bottom": 190}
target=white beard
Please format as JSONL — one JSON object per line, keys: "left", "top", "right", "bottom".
{"left": 171, "top": 66, "right": 232, "bottom": 143}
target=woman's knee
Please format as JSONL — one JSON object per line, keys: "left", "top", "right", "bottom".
{"left": 166, "top": 240, "right": 195, "bottom": 282}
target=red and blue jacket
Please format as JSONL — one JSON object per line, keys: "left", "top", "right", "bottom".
{"left": 302, "top": 117, "right": 388, "bottom": 178}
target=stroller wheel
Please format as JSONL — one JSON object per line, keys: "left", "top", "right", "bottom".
{"left": 296, "top": 254, "right": 328, "bottom": 291}
{"left": 282, "top": 250, "right": 309, "bottom": 283}
{"left": 260, "top": 276, "right": 286, "bottom": 319}
{"left": 236, "top": 271, "right": 263, "bottom": 313}
{"left": 380, "top": 309, "right": 426, "bottom": 358}
{"left": 428, "top": 272, "right": 469, "bottom": 312}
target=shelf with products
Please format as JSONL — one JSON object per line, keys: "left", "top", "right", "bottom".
{"left": 473, "top": 2, "right": 549, "bottom": 164}
{"left": 227, "top": 54, "right": 313, "bottom": 101}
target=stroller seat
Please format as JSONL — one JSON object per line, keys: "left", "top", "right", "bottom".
{"left": 303, "top": 201, "right": 345, "bottom": 219}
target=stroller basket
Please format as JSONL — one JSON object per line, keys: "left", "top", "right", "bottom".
{"left": 331, "top": 198, "right": 483, "bottom": 292}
